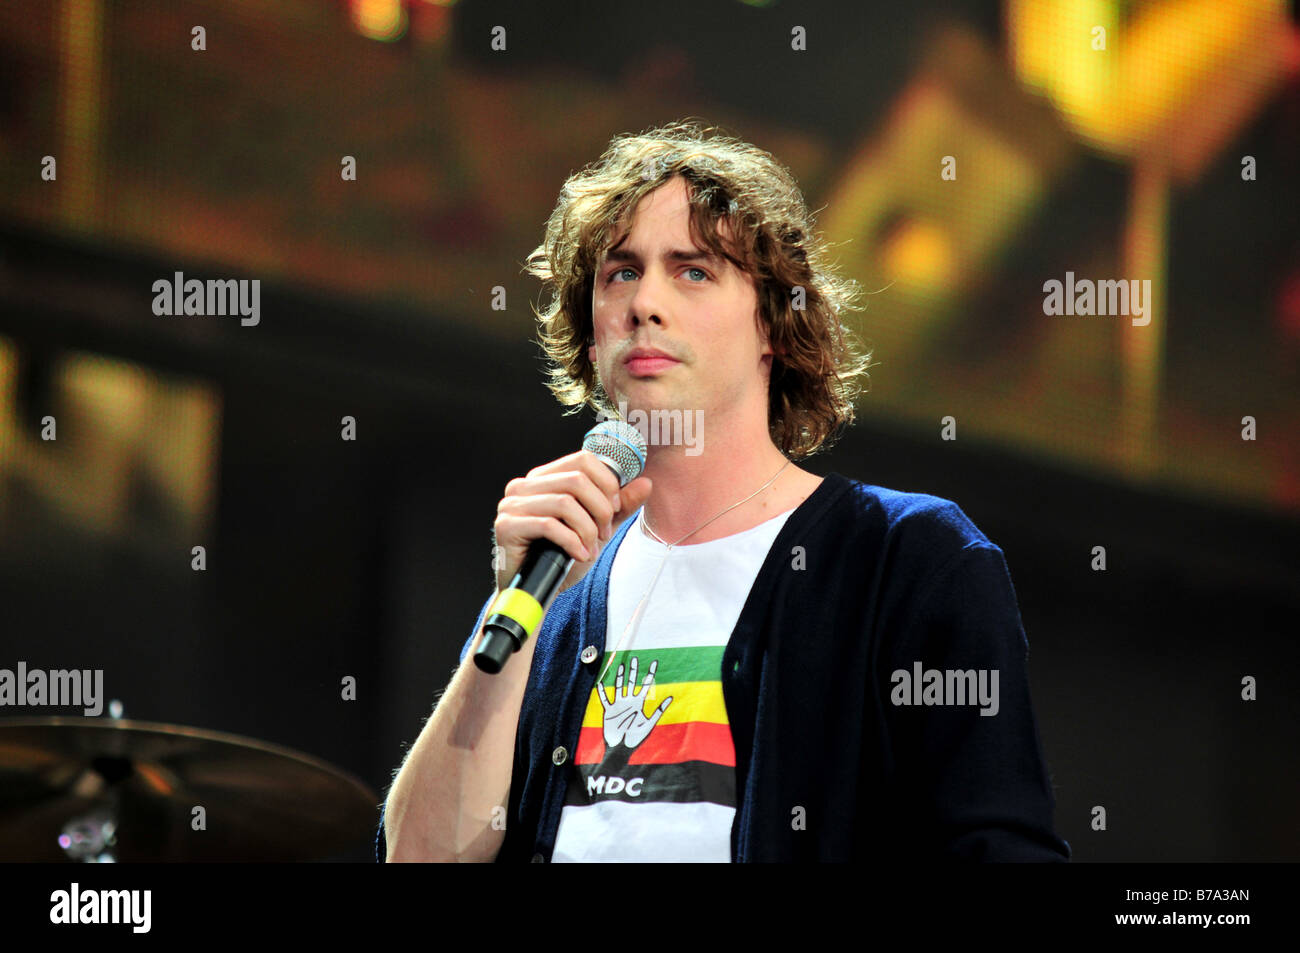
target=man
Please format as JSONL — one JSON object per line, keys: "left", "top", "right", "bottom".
{"left": 380, "top": 120, "right": 1069, "bottom": 862}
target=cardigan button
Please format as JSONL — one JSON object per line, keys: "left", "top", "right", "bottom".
{"left": 551, "top": 746, "right": 568, "bottom": 765}
{"left": 580, "top": 645, "right": 598, "bottom": 664}
{"left": 531, "top": 852, "right": 545, "bottom": 863}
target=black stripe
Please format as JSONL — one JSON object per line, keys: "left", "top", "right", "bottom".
{"left": 563, "top": 759, "right": 736, "bottom": 807}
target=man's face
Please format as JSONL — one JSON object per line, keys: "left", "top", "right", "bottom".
{"left": 589, "top": 176, "right": 771, "bottom": 429}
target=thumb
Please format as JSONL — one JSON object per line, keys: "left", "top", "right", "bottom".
{"left": 612, "top": 476, "right": 653, "bottom": 527}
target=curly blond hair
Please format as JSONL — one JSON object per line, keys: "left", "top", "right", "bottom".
{"left": 524, "top": 118, "right": 871, "bottom": 460}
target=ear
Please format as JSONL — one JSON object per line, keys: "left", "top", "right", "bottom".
{"left": 756, "top": 312, "right": 774, "bottom": 358}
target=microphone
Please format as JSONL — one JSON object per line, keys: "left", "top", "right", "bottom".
{"left": 474, "top": 420, "right": 647, "bottom": 674}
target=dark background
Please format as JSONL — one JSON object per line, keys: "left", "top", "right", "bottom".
{"left": 0, "top": 0, "right": 1297, "bottom": 861}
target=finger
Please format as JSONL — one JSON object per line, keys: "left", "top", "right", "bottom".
{"left": 640, "top": 659, "right": 657, "bottom": 699}
{"left": 644, "top": 697, "right": 673, "bottom": 730}
{"left": 498, "top": 514, "right": 590, "bottom": 564}
{"left": 499, "top": 493, "right": 601, "bottom": 558}
{"left": 613, "top": 475, "right": 653, "bottom": 527}
{"left": 506, "top": 470, "right": 617, "bottom": 541}
{"left": 574, "top": 449, "right": 625, "bottom": 500}
{"left": 565, "top": 451, "right": 646, "bottom": 531}
{"left": 572, "top": 451, "right": 633, "bottom": 536}
{"left": 527, "top": 450, "right": 622, "bottom": 502}
{"left": 521, "top": 449, "right": 590, "bottom": 479}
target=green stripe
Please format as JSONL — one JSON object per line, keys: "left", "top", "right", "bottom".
{"left": 596, "top": 644, "right": 727, "bottom": 685}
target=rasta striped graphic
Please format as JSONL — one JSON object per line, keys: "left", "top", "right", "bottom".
{"left": 564, "top": 645, "right": 736, "bottom": 807}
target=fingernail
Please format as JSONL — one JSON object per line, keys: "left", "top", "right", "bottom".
{"left": 613, "top": 492, "right": 622, "bottom": 510}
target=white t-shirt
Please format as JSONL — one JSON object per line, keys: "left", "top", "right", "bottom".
{"left": 551, "top": 505, "right": 795, "bottom": 862}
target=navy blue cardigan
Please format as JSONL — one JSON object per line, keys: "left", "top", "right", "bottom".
{"left": 378, "top": 472, "right": 1070, "bottom": 862}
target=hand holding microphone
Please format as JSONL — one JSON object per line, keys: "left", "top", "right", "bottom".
{"left": 476, "top": 421, "right": 652, "bottom": 674}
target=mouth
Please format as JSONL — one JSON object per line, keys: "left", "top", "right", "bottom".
{"left": 624, "top": 355, "right": 680, "bottom": 376}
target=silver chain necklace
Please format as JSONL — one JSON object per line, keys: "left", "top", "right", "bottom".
{"left": 640, "top": 458, "right": 792, "bottom": 549}
{"left": 595, "top": 457, "right": 792, "bottom": 688}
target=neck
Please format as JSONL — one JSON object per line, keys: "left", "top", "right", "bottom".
{"left": 637, "top": 425, "right": 795, "bottom": 546}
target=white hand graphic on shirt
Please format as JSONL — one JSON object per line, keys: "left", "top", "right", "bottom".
{"left": 598, "top": 656, "right": 673, "bottom": 749}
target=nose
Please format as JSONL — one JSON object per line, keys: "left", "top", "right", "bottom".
{"left": 629, "top": 268, "right": 668, "bottom": 329}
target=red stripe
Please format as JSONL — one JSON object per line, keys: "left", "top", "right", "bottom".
{"left": 574, "top": 726, "right": 606, "bottom": 763}
{"left": 574, "top": 722, "right": 734, "bottom": 767}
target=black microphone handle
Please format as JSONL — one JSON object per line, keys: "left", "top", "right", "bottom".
{"left": 474, "top": 537, "right": 575, "bottom": 674}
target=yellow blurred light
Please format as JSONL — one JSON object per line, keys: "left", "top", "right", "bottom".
{"left": 880, "top": 219, "right": 955, "bottom": 294}
{"left": 1009, "top": 0, "right": 1117, "bottom": 129}
{"left": 1008, "top": 0, "right": 1291, "bottom": 161}
{"left": 351, "top": 0, "right": 408, "bottom": 42}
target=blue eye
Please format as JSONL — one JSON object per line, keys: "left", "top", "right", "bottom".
{"left": 606, "top": 266, "right": 710, "bottom": 283}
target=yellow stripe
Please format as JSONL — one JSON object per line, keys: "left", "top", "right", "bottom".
{"left": 582, "top": 680, "right": 728, "bottom": 727}
{"left": 487, "top": 587, "right": 544, "bottom": 639}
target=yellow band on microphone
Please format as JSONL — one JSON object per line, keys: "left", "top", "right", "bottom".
{"left": 488, "top": 587, "right": 545, "bottom": 639}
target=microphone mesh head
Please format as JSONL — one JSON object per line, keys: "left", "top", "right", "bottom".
{"left": 583, "top": 420, "right": 647, "bottom": 486}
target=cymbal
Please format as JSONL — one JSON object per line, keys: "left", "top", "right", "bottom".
{"left": 0, "top": 717, "right": 379, "bottom": 862}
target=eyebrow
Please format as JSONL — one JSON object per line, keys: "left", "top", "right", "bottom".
{"left": 601, "top": 246, "right": 721, "bottom": 268}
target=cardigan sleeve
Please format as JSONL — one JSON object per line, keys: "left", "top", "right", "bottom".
{"left": 884, "top": 542, "right": 1070, "bottom": 862}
